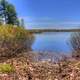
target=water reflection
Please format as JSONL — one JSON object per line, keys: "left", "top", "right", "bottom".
{"left": 32, "top": 32, "right": 72, "bottom": 54}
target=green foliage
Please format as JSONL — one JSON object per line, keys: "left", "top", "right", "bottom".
{"left": 0, "top": 0, "right": 19, "bottom": 26}
{"left": 6, "top": 4, "right": 18, "bottom": 25}
{"left": 0, "top": 64, "right": 14, "bottom": 73}
{"left": 0, "top": 25, "right": 34, "bottom": 57}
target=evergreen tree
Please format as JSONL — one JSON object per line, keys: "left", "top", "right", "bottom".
{"left": 20, "top": 18, "right": 25, "bottom": 28}
{"left": 0, "top": 0, "right": 19, "bottom": 26}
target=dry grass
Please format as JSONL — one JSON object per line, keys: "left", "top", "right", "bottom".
{"left": 0, "top": 24, "right": 34, "bottom": 57}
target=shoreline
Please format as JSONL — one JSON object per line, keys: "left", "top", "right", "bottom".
{"left": 0, "top": 51, "right": 79, "bottom": 80}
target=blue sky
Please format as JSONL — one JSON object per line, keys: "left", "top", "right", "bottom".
{"left": 8, "top": 0, "right": 80, "bottom": 29}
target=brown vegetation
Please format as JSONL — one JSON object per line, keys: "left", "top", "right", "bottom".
{"left": 70, "top": 32, "right": 80, "bottom": 59}
{"left": 0, "top": 25, "right": 34, "bottom": 58}
{"left": 0, "top": 51, "right": 79, "bottom": 80}
{"left": 0, "top": 25, "right": 80, "bottom": 80}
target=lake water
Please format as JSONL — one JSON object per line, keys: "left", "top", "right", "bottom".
{"left": 32, "top": 32, "right": 73, "bottom": 54}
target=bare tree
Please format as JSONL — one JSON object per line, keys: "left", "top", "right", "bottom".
{"left": 70, "top": 32, "right": 80, "bottom": 59}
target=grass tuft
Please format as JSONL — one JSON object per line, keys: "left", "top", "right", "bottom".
{"left": 0, "top": 64, "right": 14, "bottom": 73}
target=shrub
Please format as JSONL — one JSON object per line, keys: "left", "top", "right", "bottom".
{"left": 70, "top": 32, "right": 80, "bottom": 58}
{"left": 0, "top": 24, "right": 34, "bottom": 57}
{"left": 0, "top": 64, "right": 14, "bottom": 73}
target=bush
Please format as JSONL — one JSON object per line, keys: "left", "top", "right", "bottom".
{"left": 0, "top": 64, "right": 14, "bottom": 73}
{"left": 0, "top": 25, "right": 34, "bottom": 57}
{"left": 70, "top": 32, "right": 80, "bottom": 58}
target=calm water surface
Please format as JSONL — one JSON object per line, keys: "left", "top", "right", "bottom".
{"left": 32, "top": 32, "right": 73, "bottom": 54}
